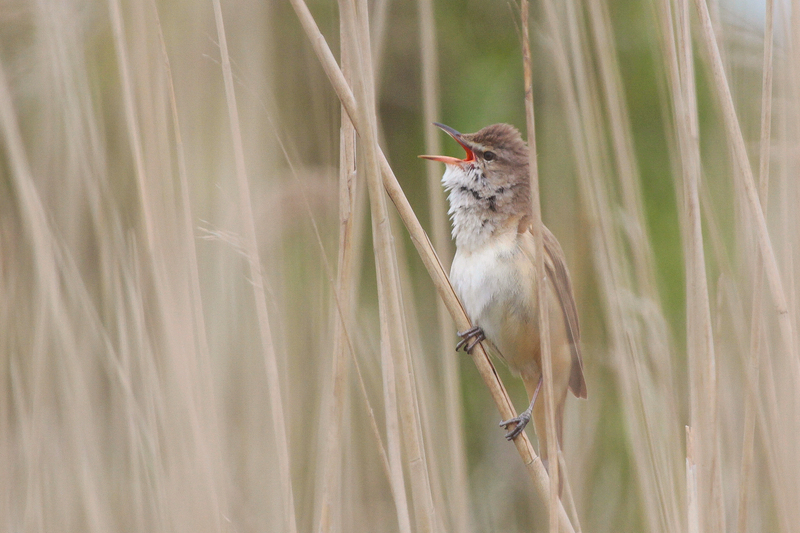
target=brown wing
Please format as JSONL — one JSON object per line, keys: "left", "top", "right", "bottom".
{"left": 542, "top": 226, "right": 587, "bottom": 399}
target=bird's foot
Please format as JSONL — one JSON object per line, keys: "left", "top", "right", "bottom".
{"left": 499, "top": 407, "right": 532, "bottom": 441}
{"left": 500, "top": 375, "right": 542, "bottom": 441}
{"left": 455, "top": 326, "right": 485, "bottom": 354}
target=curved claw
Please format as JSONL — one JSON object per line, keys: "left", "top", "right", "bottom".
{"left": 499, "top": 411, "right": 531, "bottom": 441}
{"left": 455, "top": 326, "right": 485, "bottom": 354}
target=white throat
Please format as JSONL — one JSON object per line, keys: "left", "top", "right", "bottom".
{"left": 442, "top": 164, "right": 506, "bottom": 252}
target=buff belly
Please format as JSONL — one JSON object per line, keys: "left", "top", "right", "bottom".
{"left": 449, "top": 232, "right": 542, "bottom": 377}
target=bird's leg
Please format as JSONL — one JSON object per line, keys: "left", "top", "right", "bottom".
{"left": 455, "top": 325, "right": 485, "bottom": 353}
{"left": 499, "top": 374, "right": 543, "bottom": 441}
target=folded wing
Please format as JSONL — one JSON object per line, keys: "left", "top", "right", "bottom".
{"left": 541, "top": 226, "right": 588, "bottom": 399}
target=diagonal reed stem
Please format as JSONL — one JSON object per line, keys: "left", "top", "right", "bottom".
{"left": 692, "top": 0, "right": 796, "bottom": 367}
{"left": 288, "top": 0, "right": 576, "bottom": 530}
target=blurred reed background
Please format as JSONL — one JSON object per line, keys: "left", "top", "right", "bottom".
{"left": 1, "top": 0, "right": 798, "bottom": 531}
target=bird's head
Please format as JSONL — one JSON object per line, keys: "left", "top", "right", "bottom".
{"left": 420, "top": 123, "right": 532, "bottom": 247}
{"left": 420, "top": 122, "right": 529, "bottom": 193}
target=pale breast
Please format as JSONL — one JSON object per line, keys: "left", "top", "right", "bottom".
{"left": 450, "top": 231, "right": 539, "bottom": 374}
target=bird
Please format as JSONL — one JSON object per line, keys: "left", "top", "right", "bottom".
{"left": 420, "top": 122, "right": 587, "bottom": 480}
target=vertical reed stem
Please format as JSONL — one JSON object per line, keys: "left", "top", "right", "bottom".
{"left": 416, "top": 0, "right": 472, "bottom": 530}
{"left": 288, "top": 3, "right": 575, "bottom": 529}
{"left": 346, "top": 0, "right": 438, "bottom": 530}
{"left": 692, "top": 0, "right": 796, "bottom": 364}
{"left": 210, "top": 2, "right": 298, "bottom": 532}
{"left": 521, "top": 2, "right": 559, "bottom": 531}
{"left": 674, "top": 0, "right": 724, "bottom": 529}
{"left": 316, "top": 11, "right": 359, "bottom": 531}
{"left": 737, "top": 1, "right": 774, "bottom": 531}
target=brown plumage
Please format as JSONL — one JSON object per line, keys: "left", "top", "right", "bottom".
{"left": 420, "top": 123, "right": 587, "bottom": 488}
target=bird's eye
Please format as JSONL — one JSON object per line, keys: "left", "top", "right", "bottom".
{"left": 483, "top": 151, "right": 496, "bottom": 162}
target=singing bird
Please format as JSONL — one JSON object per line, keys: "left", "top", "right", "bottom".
{"left": 420, "top": 122, "right": 587, "bottom": 475}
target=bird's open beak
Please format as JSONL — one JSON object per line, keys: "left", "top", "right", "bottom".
{"left": 418, "top": 123, "right": 475, "bottom": 164}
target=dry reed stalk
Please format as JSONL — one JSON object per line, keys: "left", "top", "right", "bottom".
{"left": 316, "top": 12, "right": 359, "bottom": 531}
{"left": 107, "top": 0, "right": 157, "bottom": 257}
{"left": 55, "top": 254, "right": 118, "bottom": 533}
{"left": 375, "top": 270, "right": 415, "bottom": 533}
{"left": 415, "top": 0, "right": 472, "bottom": 529}
{"left": 700, "top": 2, "right": 800, "bottom": 525}
{"left": 210, "top": 2, "right": 298, "bottom": 532}
{"left": 585, "top": 0, "right": 661, "bottom": 303}
{"left": 737, "top": 293, "right": 760, "bottom": 533}
{"left": 360, "top": 0, "right": 440, "bottom": 532}
{"left": 349, "top": 7, "right": 414, "bottom": 518}
{"left": 554, "top": 6, "right": 608, "bottom": 529}
{"left": 113, "top": 3, "right": 229, "bottom": 525}
{"left": 686, "top": 427, "right": 699, "bottom": 533}
{"left": 774, "top": 15, "right": 800, "bottom": 521}
{"left": 737, "top": 1, "right": 774, "bottom": 530}
{"left": 150, "top": 5, "right": 228, "bottom": 530}
{"left": 556, "top": 451, "right": 582, "bottom": 533}
{"left": 586, "top": 4, "right": 690, "bottom": 526}
{"left": 200, "top": 51, "right": 398, "bottom": 528}
{"left": 63, "top": 250, "right": 155, "bottom": 531}
{"left": 708, "top": 221, "right": 793, "bottom": 531}
{"left": 30, "top": 6, "right": 213, "bottom": 529}
{"left": 561, "top": 5, "right": 622, "bottom": 528}
{"left": 126, "top": 247, "right": 171, "bottom": 531}
{"left": 0, "top": 53, "right": 71, "bottom": 533}
{"left": 128, "top": 5, "right": 228, "bottom": 526}
{"left": 384, "top": 214, "right": 453, "bottom": 533}
{"left": 35, "top": 0, "right": 106, "bottom": 239}
{"left": 305, "top": 228, "right": 399, "bottom": 530}
{"left": 287, "top": 2, "right": 576, "bottom": 529}
{"left": 388, "top": 262, "right": 451, "bottom": 533}
{"left": 520, "top": 1, "right": 559, "bottom": 531}
{"left": 0, "top": 62, "right": 57, "bottom": 294}
{"left": 694, "top": 171, "right": 783, "bottom": 531}
{"left": 416, "top": 5, "right": 445, "bottom": 253}
{"left": 785, "top": 0, "right": 800, "bottom": 336}
{"left": 370, "top": 0, "right": 391, "bottom": 93}
{"left": 345, "top": 0, "right": 437, "bottom": 530}
{"left": 672, "top": 0, "right": 725, "bottom": 530}
{"left": 546, "top": 0, "right": 684, "bottom": 528}
{"left": 552, "top": 1, "right": 684, "bottom": 530}
{"left": 234, "top": 55, "right": 405, "bottom": 532}
{"left": 691, "top": 0, "right": 796, "bottom": 365}
{"left": 654, "top": 2, "right": 708, "bottom": 530}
